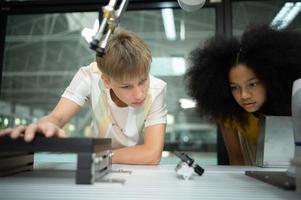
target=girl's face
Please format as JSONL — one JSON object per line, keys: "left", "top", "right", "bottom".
{"left": 228, "top": 64, "right": 267, "bottom": 113}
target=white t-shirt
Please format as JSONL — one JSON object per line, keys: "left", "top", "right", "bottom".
{"left": 62, "top": 62, "right": 167, "bottom": 149}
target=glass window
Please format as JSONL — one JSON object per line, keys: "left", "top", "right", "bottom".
{"left": 233, "top": 1, "right": 301, "bottom": 35}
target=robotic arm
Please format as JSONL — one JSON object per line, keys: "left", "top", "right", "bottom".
{"left": 90, "top": 0, "right": 129, "bottom": 57}
{"left": 89, "top": 0, "right": 205, "bottom": 57}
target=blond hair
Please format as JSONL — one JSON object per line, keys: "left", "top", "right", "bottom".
{"left": 96, "top": 30, "right": 152, "bottom": 82}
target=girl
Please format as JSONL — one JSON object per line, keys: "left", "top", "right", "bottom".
{"left": 185, "top": 25, "right": 301, "bottom": 165}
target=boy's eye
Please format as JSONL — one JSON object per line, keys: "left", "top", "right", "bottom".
{"left": 139, "top": 79, "right": 146, "bottom": 85}
{"left": 121, "top": 85, "right": 131, "bottom": 89}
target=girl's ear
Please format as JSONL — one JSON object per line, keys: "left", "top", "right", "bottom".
{"left": 101, "top": 74, "right": 111, "bottom": 89}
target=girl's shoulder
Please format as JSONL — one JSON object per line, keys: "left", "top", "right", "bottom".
{"left": 222, "top": 113, "right": 259, "bottom": 132}
{"left": 223, "top": 113, "right": 259, "bottom": 143}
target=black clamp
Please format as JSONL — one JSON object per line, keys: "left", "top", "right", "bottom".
{"left": 174, "top": 151, "right": 204, "bottom": 180}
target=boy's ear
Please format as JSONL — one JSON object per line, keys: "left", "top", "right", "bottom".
{"left": 101, "top": 74, "right": 111, "bottom": 89}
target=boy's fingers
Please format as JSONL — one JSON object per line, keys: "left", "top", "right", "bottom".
{"left": 24, "top": 124, "right": 39, "bottom": 142}
{"left": 0, "top": 128, "right": 13, "bottom": 136}
{"left": 0, "top": 123, "right": 66, "bottom": 142}
{"left": 57, "top": 129, "right": 67, "bottom": 138}
{"left": 45, "top": 126, "right": 56, "bottom": 138}
{"left": 11, "top": 125, "right": 27, "bottom": 139}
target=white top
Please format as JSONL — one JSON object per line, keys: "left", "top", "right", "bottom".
{"left": 62, "top": 62, "right": 167, "bottom": 148}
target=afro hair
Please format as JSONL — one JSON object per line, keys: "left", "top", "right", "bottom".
{"left": 185, "top": 24, "right": 301, "bottom": 127}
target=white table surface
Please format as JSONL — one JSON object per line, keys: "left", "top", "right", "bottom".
{"left": 0, "top": 163, "right": 300, "bottom": 200}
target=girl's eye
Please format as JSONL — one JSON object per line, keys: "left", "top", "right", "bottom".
{"left": 249, "top": 82, "right": 258, "bottom": 87}
{"left": 230, "top": 85, "right": 238, "bottom": 91}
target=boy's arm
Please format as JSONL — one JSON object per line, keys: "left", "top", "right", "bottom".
{"left": 0, "top": 97, "right": 81, "bottom": 142}
{"left": 112, "top": 123, "right": 166, "bottom": 165}
{"left": 219, "top": 123, "right": 245, "bottom": 165}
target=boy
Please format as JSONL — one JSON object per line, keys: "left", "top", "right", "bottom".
{"left": 0, "top": 30, "right": 167, "bottom": 165}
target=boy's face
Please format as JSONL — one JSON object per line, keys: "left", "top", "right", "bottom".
{"left": 228, "top": 64, "right": 267, "bottom": 113}
{"left": 102, "top": 74, "right": 150, "bottom": 108}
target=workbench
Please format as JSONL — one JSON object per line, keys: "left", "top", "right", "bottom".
{"left": 0, "top": 161, "right": 299, "bottom": 200}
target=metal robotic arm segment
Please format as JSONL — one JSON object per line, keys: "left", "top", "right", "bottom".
{"left": 177, "top": 0, "right": 206, "bottom": 12}
{"left": 90, "top": 0, "right": 130, "bottom": 57}
{"left": 89, "top": 0, "right": 206, "bottom": 57}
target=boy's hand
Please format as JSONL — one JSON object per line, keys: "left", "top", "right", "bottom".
{"left": 0, "top": 122, "right": 67, "bottom": 142}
